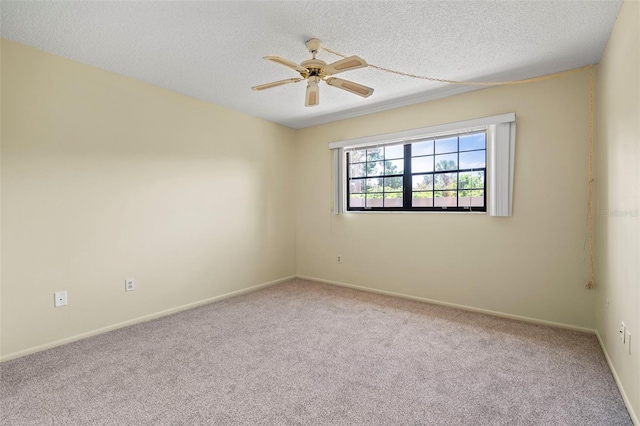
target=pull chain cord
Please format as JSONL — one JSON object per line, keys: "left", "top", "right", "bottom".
{"left": 586, "top": 67, "right": 595, "bottom": 289}
{"left": 322, "top": 46, "right": 591, "bottom": 86}
{"left": 323, "top": 46, "right": 596, "bottom": 289}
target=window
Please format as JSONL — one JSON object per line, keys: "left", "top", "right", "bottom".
{"left": 347, "top": 131, "right": 487, "bottom": 211}
{"left": 330, "top": 113, "right": 516, "bottom": 216}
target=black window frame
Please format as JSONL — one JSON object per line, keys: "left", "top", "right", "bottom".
{"left": 346, "top": 130, "right": 487, "bottom": 212}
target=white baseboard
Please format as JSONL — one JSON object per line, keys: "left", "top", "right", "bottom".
{"left": 0, "top": 275, "right": 295, "bottom": 363}
{"left": 297, "top": 275, "right": 596, "bottom": 334}
{"left": 596, "top": 331, "right": 639, "bottom": 425}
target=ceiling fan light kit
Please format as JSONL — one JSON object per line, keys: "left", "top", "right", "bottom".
{"left": 252, "top": 38, "right": 373, "bottom": 107}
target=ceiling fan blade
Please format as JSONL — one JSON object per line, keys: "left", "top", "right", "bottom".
{"left": 252, "top": 78, "right": 303, "bottom": 91}
{"left": 264, "top": 56, "right": 308, "bottom": 74}
{"left": 305, "top": 82, "right": 320, "bottom": 107}
{"left": 325, "top": 77, "right": 374, "bottom": 98}
{"left": 324, "top": 56, "right": 368, "bottom": 76}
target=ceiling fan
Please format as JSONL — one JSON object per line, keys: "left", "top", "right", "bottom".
{"left": 252, "top": 38, "right": 374, "bottom": 107}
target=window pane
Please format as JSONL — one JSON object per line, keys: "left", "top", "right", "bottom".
{"left": 412, "top": 140, "right": 434, "bottom": 156}
{"left": 459, "top": 150, "right": 486, "bottom": 169}
{"left": 435, "top": 137, "right": 458, "bottom": 154}
{"left": 384, "top": 177, "right": 403, "bottom": 192}
{"left": 365, "top": 178, "right": 382, "bottom": 193}
{"left": 349, "top": 179, "right": 365, "bottom": 194}
{"left": 459, "top": 133, "right": 486, "bottom": 151}
{"left": 412, "top": 192, "right": 433, "bottom": 207}
{"left": 434, "top": 191, "right": 457, "bottom": 207}
{"left": 412, "top": 156, "right": 433, "bottom": 173}
{"left": 385, "top": 145, "right": 404, "bottom": 159}
{"left": 385, "top": 159, "right": 404, "bottom": 175}
{"left": 412, "top": 174, "right": 433, "bottom": 190}
{"left": 459, "top": 190, "right": 484, "bottom": 207}
{"left": 349, "top": 150, "right": 366, "bottom": 163}
{"left": 435, "top": 153, "right": 457, "bottom": 171}
{"left": 384, "top": 193, "right": 403, "bottom": 207}
{"left": 459, "top": 171, "right": 484, "bottom": 189}
{"left": 350, "top": 193, "right": 365, "bottom": 207}
{"left": 366, "top": 161, "right": 384, "bottom": 176}
{"left": 434, "top": 173, "right": 457, "bottom": 190}
{"left": 366, "top": 194, "right": 383, "bottom": 207}
{"left": 350, "top": 163, "right": 364, "bottom": 178}
{"left": 367, "top": 148, "right": 384, "bottom": 161}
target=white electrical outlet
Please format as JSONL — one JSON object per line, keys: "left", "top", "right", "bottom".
{"left": 125, "top": 278, "right": 135, "bottom": 292}
{"left": 54, "top": 291, "right": 67, "bottom": 307}
{"left": 337, "top": 255, "right": 342, "bottom": 264}
{"left": 620, "top": 322, "right": 626, "bottom": 342}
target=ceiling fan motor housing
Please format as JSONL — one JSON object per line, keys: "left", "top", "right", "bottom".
{"left": 300, "top": 58, "right": 327, "bottom": 77}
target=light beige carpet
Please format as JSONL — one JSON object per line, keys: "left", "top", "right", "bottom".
{"left": 0, "top": 279, "right": 632, "bottom": 425}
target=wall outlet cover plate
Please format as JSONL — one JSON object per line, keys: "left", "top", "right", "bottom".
{"left": 54, "top": 291, "right": 67, "bottom": 307}
{"left": 125, "top": 278, "right": 135, "bottom": 292}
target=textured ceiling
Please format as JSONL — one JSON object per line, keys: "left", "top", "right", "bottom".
{"left": 1, "top": 1, "right": 622, "bottom": 129}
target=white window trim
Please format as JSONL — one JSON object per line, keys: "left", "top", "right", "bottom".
{"left": 330, "top": 113, "right": 516, "bottom": 216}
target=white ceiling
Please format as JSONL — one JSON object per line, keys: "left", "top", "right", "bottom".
{"left": 1, "top": 1, "right": 622, "bottom": 129}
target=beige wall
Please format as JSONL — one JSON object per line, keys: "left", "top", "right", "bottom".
{"left": 595, "top": 0, "right": 640, "bottom": 421}
{"left": 0, "top": 40, "right": 297, "bottom": 359}
{"left": 296, "top": 69, "right": 595, "bottom": 330}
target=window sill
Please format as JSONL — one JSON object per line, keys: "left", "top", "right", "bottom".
{"left": 344, "top": 210, "right": 487, "bottom": 215}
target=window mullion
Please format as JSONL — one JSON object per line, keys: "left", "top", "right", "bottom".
{"left": 346, "top": 152, "right": 351, "bottom": 209}
{"left": 456, "top": 137, "right": 460, "bottom": 208}
{"left": 403, "top": 144, "right": 411, "bottom": 208}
